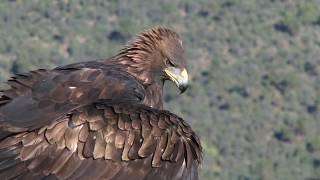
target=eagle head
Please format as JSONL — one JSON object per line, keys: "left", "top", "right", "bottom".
{"left": 116, "top": 26, "right": 189, "bottom": 94}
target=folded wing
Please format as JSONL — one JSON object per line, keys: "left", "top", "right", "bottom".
{"left": 0, "top": 103, "right": 201, "bottom": 180}
{"left": 0, "top": 62, "right": 145, "bottom": 137}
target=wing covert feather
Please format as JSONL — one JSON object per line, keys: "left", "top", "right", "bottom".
{"left": 0, "top": 63, "right": 145, "bottom": 138}
{"left": 0, "top": 103, "right": 201, "bottom": 179}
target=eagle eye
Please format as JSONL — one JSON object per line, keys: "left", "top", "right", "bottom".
{"left": 166, "top": 58, "right": 176, "bottom": 67}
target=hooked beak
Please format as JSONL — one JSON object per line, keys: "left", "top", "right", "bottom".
{"left": 164, "top": 67, "right": 189, "bottom": 93}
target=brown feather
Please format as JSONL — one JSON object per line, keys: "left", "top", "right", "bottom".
{"left": 47, "top": 118, "right": 61, "bottom": 129}
{"left": 20, "top": 140, "right": 49, "bottom": 161}
{"left": 55, "top": 153, "right": 82, "bottom": 179}
{"left": 21, "top": 132, "right": 37, "bottom": 146}
{"left": 103, "top": 124, "right": 116, "bottom": 142}
{"left": 64, "top": 125, "right": 82, "bottom": 152}
{"left": 66, "top": 159, "right": 94, "bottom": 179}
{"left": 152, "top": 133, "right": 167, "bottom": 167}
{"left": 171, "top": 140, "right": 184, "bottom": 162}
{"left": 77, "top": 141, "right": 85, "bottom": 160}
{"left": 103, "top": 107, "right": 117, "bottom": 124}
{"left": 0, "top": 162, "right": 27, "bottom": 179}
{"left": 45, "top": 120, "right": 68, "bottom": 144}
{"left": 124, "top": 119, "right": 132, "bottom": 130}
{"left": 89, "top": 120, "right": 106, "bottom": 131}
{"left": 115, "top": 130, "right": 126, "bottom": 149}
{"left": 117, "top": 114, "right": 126, "bottom": 130}
{"left": 184, "top": 142, "right": 193, "bottom": 169}
{"left": 162, "top": 131, "right": 175, "bottom": 160}
{"left": 158, "top": 114, "right": 168, "bottom": 129}
{"left": 56, "top": 135, "right": 66, "bottom": 149}
{"left": 104, "top": 140, "right": 122, "bottom": 161}
{"left": 83, "top": 131, "right": 95, "bottom": 158}
{"left": 128, "top": 131, "right": 143, "bottom": 159}
{"left": 138, "top": 134, "right": 156, "bottom": 158}
{"left": 149, "top": 113, "right": 158, "bottom": 126}
{"left": 71, "top": 112, "right": 88, "bottom": 126}
{"left": 113, "top": 105, "right": 121, "bottom": 114}
{"left": 151, "top": 125, "right": 163, "bottom": 137}
{"left": 93, "top": 130, "right": 106, "bottom": 159}
{"left": 27, "top": 145, "right": 58, "bottom": 174}
{"left": 0, "top": 136, "right": 23, "bottom": 149}
{"left": 48, "top": 149, "right": 73, "bottom": 174}
{"left": 79, "top": 123, "right": 89, "bottom": 142}
{"left": 141, "top": 120, "right": 152, "bottom": 138}
{"left": 130, "top": 113, "right": 142, "bottom": 130}
{"left": 170, "top": 128, "right": 179, "bottom": 144}
{"left": 87, "top": 113, "right": 104, "bottom": 123}
{"left": 122, "top": 131, "right": 135, "bottom": 161}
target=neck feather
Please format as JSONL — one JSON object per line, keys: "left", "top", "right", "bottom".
{"left": 107, "top": 35, "right": 162, "bottom": 85}
{"left": 104, "top": 42, "right": 164, "bottom": 109}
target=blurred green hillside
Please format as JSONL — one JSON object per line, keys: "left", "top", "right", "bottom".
{"left": 0, "top": 0, "right": 320, "bottom": 179}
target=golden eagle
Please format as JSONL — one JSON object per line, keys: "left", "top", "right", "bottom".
{"left": 0, "top": 27, "right": 202, "bottom": 180}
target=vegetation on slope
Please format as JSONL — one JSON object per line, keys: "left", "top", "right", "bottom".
{"left": 0, "top": 0, "right": 320, "bottom": 179}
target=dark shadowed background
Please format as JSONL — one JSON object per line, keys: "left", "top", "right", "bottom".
{"left": 0, "top": 0, "right": 320, "bottom": 179}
